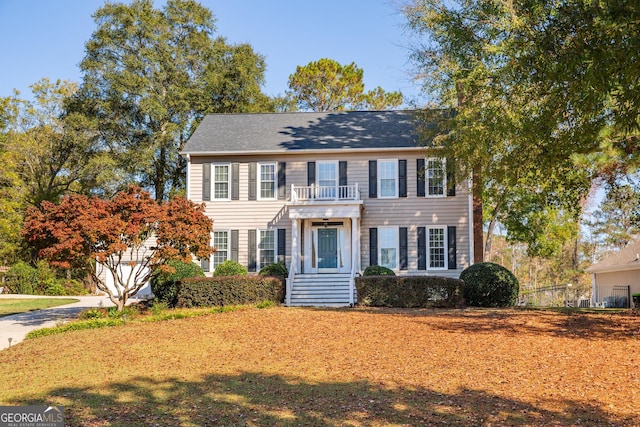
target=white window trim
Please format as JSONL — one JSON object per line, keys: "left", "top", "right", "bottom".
{"left": 257, "top": 229, "right": 277, "bottom": 270}
{"left": 427, "top": 226, "right": 448, "bottom": 270}
{"left": 316, "top": 160, "right": 339, "bottom": 185}
{"left": 426, "top": 157, "right": 447, "bottom": 198}
{"left": 377, "top": 159, "right": 399, "bottom": 199}
{"left": 211, "top": 229, "right": 230, "bottom": 272}
{"left": 257, "top": 162, "right": 277, "bottom": 201}
{"left": 212, "top": 163, "right": 231, "bottom": 201}
{"left": 378, "top": 226, "right": 399, "bottom": 271}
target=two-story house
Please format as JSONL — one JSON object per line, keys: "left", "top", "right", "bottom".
{"left": 181, "top": 110, "right": 474, "bottom": 306}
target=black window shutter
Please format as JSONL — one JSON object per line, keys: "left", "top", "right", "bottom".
{"left": 202, "top": 163, "right": 211, "bottom": 201}
{"left": 399, "top": 159, "right": 407, "bottom": 198}
{"left": 447, "top": 226, "right": 457, "bottom": 269}
{"left": 339, "top": 161, "right": 348, "bottom": 186}
{"left": 417, "top": 159, "right": 425, "bottom": 197}
{"left": 417, "top": 226, "right": 426, "bottom": 270}
{"left": 369, "top": 228, "right": 378, "bottom": 267}
{"left": 248, "top": 230, "right": 257, "bottom": 272}
{"left": 201, "top": 257, "right": 210, "bottom": 272}
{"left": 399, "top": 227, "right": 408, "bottom": 270}
{"left": 278, "top": 162, "right": 286, "bottom": 200}
{"left": 248, "top": 162, "right": 257, "bottom": 200}
{"left": 230, "top": 230, "right": 239, "bottom": 262}
{"left": 446, "top": 158, "right": 456, "bottom": 197}
{"left": 307, "top": 162, "right": 316, "bottom": 186}
{"left": 277, "top": 229, "right": 286, "bottom": 263}
{"left": 231, "top": 163, "right": 240, "bottom": 200}
{"left": 369, "top": 160, "right": 377, "bottom": 198}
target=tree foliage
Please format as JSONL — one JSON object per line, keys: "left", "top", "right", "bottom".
{"left": 287, "top": 58, "right": 402, "bottom": 111}
{"left": 22, "top": 186, "right": 213, "bottom": 310}
{"left": 403, "top": 0, "right": 636, "bottom": 256}
{"left": 586, "top": 179, "right": 640, "bottom": 251}
{"left": 0, "top": 80, "right": 112, "bottom": 263}
{"left": 76, "top": 0, "right": 271, "bottom": 200}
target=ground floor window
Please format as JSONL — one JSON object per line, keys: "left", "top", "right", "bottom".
{"left": 378, "top": 227, "right": 398, "bottom": 270}
{"left": 428, "top": 226, "right": 446, "bottom": 269}
{"left": 258, "top": 230, "right": 275, "bottom": 269}
{"left": 212, "top": 230, "right": 229, "bottom": 270}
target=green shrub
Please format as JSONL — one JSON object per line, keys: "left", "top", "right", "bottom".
{"left": 45, "top": 280, "right": 66, "bottom": 296}
{"left": 363, "top": 265, "right": 396, "bottom": 276}
{"left": 34, "top": 261, "right": 59, "bottom": 295}
{"left": 5, "top": 262, "right": 37, "bottom": 294}
{"left": 460, "top": 262, "right": 519, "bottom": 307}
{"left": 259, "top": 262, "right": 288, "bottom": 277}
{"left": 63, "top": 280, "right": 89, "bottom": 296}
{"left": 176, "top": 276, "right": 284, "bottom": 308}
{"left": 356, "top": 276, "right": 463, "bottom": 308}
{"left": 213, "top": 260, "right": 248, "bottom": 276}
{"left": 151, "top": 260, "right": 205, "bottom": 307}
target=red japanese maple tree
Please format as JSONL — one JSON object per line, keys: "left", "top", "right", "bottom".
{"left": 23, "top": 186, "right": 213, "bottom": 311}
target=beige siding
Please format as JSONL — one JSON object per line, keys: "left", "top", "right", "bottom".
{"left": 594, "top": 270, "right": 640, "bottom": 297}
{"left": 188, "top": 150, "right": 471, "bottom": 276}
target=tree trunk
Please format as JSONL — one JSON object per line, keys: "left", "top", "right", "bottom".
{"left": 473, "top": 168, "right": 484, "bottom": 263}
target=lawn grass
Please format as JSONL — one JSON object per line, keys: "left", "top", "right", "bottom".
{"left": 1, "top": 306, "right": 639, "bottom": 426}
{"left": 0, "top": 298, "right": 80, "bottom": 317}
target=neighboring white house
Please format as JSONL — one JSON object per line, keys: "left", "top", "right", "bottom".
{"left": 181, "top": 110, "right": 476, "bottom": 306}
{"left": 586, "top": 238, "right": 640, "bottom": 308}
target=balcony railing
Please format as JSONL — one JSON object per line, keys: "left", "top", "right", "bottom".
{"left": 291, "top": 183, "right": 360, "bottom": 202}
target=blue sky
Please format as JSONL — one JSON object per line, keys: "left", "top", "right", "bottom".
{"left": 0, "top": 0, "right": 425, "bottom": 105}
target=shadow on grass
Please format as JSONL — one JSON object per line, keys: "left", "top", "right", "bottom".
{"left": 15, "top": 372, "right": 636, "bottom": 426}
{"left": 353, "top": 307, "right": 640, "bottom": 341}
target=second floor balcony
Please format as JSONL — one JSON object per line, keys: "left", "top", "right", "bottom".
{"left": 291, "top": 184, "right": 360, "bottom": 202}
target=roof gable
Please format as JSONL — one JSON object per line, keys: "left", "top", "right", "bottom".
{"left": 182, "top": 110, "right": 427, "bottom": 154}
{"left": 586, "top": 237, "right": 640, "bottom": 273}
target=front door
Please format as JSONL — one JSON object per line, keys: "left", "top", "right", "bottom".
{"left": 317, "top": 228, "right": 338, "bottom": 272}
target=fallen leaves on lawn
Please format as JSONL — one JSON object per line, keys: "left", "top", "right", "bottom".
{"left": 1, "top": 307, "right": 639, "bottom": 426}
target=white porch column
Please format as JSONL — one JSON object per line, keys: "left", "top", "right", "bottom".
{"left": 350, "top": 216, "right": 359, "bottom": 305}
{"left": 287, "top": 219, "right": 299, "bottom": 306}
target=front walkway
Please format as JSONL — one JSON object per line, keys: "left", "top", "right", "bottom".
{"left": 0, "top": 294, "right": 115, "bottom": 351}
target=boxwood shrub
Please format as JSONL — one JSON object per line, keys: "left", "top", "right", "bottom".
{"left": 460, "top": 262, "right": 519, "bottom": 307}
{"left": 176, "top": 276, "right": 284, "bottom": 308}
{"left": 259, "top": 262, "right": 288, "bottom": 277}
{"left": 213, "top": 260, "right": 248, "bottom": 276}
{"left": 151, "top": 260, "right": 205, "bottom": 307}
{"left": 363, "top": 265, "right": 395, "bottom": 276}
{"left": 355, "top": 275, "right": 463, "bottom": 308}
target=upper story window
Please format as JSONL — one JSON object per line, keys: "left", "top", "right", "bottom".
{"left": 426, "top": 158, "right": 446, "bottom": 197}
{"left": 258, "top": 162, "right": 276, "bottom": 200}
{"left": 213, "top": 163, "right": 230, "bottom": 200}
{"left": 378, "top": 159, "right": 398, "bottom": 198}
{"left": 317, "top": 161, "right": 338, "bottom": 199}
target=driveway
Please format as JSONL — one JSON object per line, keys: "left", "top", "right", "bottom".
{"left": 0, "top": 294, "right": 116, "bottom": 351}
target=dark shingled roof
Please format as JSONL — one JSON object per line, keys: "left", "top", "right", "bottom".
{"left": 586, "top": 238, "right": 640, "bottom": 273}
{"left": 182, "top": 110, "right": 426, "bottom": 154}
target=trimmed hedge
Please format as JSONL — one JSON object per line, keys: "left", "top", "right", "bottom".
{"left": 460, "top": 262, "right": 519, "bottom": 307}
{"left": 355, "top": 276, "right": 463, "bottom": 308}
{"left": 176, "top": 275, "right": 285, "bottom": 308}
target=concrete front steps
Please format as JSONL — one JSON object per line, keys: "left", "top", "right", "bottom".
{"left": 288, "top": 273, "right": 356, "bottom": 307}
